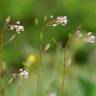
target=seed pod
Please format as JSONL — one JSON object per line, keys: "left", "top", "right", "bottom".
{"left": 45, "top": 43, "right": 51, "bottom": 51}
{"left": 40, "top": 32, "right": 43, "bottom": 42}
{"left": 35, "top": 17, "right": 39, "bottom": 26}
{"left": 44, "top": 16, "right": 48, "bottom": 22}
{"left": 5, "top": 16, "right": 10, "bottom": 25}
{"left": 52, "top": 38, "right": 57, "bottom": 45}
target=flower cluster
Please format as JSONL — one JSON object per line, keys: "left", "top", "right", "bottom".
{"left": 84, "top": 32, "right": 95, "bottom": 43}
{"left": 75, "top": 30, "right": 82, "bottom": 38}
{"left": 8, "top": 69, "right": 28, "bottom": 84}
{"left": 74, "top": 31, "right": 95, "bottom": 43}
{"left": 56, "top": 16, "right": 68, "bottom": 26}
{"left": 12, "top": 68, "right": 29, "bottom": 79}
{"left": 48, "top": 16, "right": 68, "bottom": 27}
{"left": 5, "top": 16, "right": 24, "bottom": 34}
{"left": 19, "top": 68, "right": 29, "bottom": 79}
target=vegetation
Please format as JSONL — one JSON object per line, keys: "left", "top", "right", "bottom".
{"left": 0, "top": 0, "right": 96, "bottom": 96}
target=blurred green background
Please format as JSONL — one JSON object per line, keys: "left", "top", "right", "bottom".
{"left": 1, "top": 0, "right": 96, "bottom": 64}
{"left": 0, "top": 0, "right": 96, "bottom": 96}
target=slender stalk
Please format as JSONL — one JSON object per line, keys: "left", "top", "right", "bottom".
{"left": 36, "top": 17, "right": 48, "bottom": 96}
{"left": 37, "top": 37, "right": 42, "bottom": 96}
{"left": 0, "top": 88, "right": 4, "bottom": 96}
{"left": 35, "top": 16, "right": 40, "bottom": 96}
{"left": 0, "top": 28, "right": 5, "bottom": 96}
{"left": 0, "top": 29, "right": 3, "bottom": 76}
{"left": 61, "top": 48, "right": 66, "bottom": 96}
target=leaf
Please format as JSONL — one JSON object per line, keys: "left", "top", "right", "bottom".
{"left": 79, "top": 77, "right": 95, "bottom": 96}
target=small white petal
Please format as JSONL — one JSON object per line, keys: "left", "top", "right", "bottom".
{"left": 16, "top": 21, "right": 20, "bottom": 24}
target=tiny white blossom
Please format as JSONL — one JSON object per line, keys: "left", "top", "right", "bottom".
{"left": 10, "top": 25, "right": 15, "bottom": 31}
{"left": 56, "top": 16, "right": 68, "bottom": 26}
{"left": 19, "top": 68, "right": 23, "bottom": 72}
{"left": 48, "top": 16, "right": 68, "bottom": 27}
{"left": 87, "top": 32, "right": 92, "bottom": 36}
{"left": 75, "top": 30, "right": 82, "bottom": 38}
{"left": 15, "top": 25, "right": 24, "bottom": 34}
{"left": 84, "top": 32, "right": 95, "bottom": 43}
{"left": 19, "top": 69, "right": 28, "bottom": 79}
{"left": 16, "top": 21, "right": 20, "bottom": 25}
{"left": 6, "top": 20, "right": 24, "bottom": 34}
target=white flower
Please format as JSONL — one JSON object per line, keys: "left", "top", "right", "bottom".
{"left": 84, "top": 32, "right": 95, "bottom": 43}
{"left": 48, "top": 16, "right": 68, "bottom": 27}
{"left": 75, "top": 30, "right": 82, "bottom": 38}
{"left": 7, "top": 20, "right": 24, "bottom": 34}
{"left": 10, "top": 25, "right": 15, "bottom": 31}
{"left": 87, "top": 32, "right": 92, "bottom": 36}
{"left": 19, "top": 69, "right": 28, "bottom": 79}
{"left": 15, "top": 25, "right": 24, "bottom": 34}
{"left": 11, "top": 69, "right": 28, "bottom": 80}
{"left": 16, "top": 21, "right": 20, "bottom": 25}
{"left": 56, "top": 16, "right": 68, "bottom": 25}
{"left": 19, "top": 68, "right": 23, "bottom": 72}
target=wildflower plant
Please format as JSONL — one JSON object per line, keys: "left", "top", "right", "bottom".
{"left": 74, "top": 31, "right": 95, "bottom": 43}
{"left": 34, "top": 15, "right": 69, "bottom": 96}
{"left": 48, "top": 16, "right": 68, "bottom": 27}
{"left": 0, "top": 16, "right": 25, "bottom": 96}
{"left": 8, "top": 68, "right": 28, "bottom": 84}
{"left": 46, "top": 16, "right": 96, "bottom": 96}
{"left": 0, "top": 14, "right": 96, "bottom": 96}
{"left": 3, "top": 16, "right": 24, "bottom": 46}
{"left": 34, "top": 15, "right": 79, "bottom": 96}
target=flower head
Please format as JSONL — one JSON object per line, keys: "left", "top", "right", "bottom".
{"left": 5, "top": 17, "right": 24, "bottom": 34}
{"left": 15, "top": 25, "right": 24, "bottom": 34}
{"left": 48, "top": 16, "right": 68, "bottom": 27}
{"left": 84, "top": 32, "right": 95, "bottom": 43}
{"left": 56, "top": 16, "right": 68, "bottom": 25}
{"left": 19, "top": 69, "right": 28, "bottom": 79}
{"left": 75, "top": 30, "right": 82, "bottom": 38}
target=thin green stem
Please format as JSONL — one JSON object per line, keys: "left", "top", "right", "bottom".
{"left": 0, "top": 29, "right": 3, "bottom": 76}
{"left": 36, "top": 17, "right": 48, "bottom": 96}
{"left": 61, "top": 48, "right": 66, "bottom": 96}
{"left": 0, "top": 28, "right": 4, "bottom": 96}
{"left": 37, "top": 37, "right": 42, "bottom": 96}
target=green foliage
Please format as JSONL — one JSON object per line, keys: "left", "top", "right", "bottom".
{"left": 79, "top": 77, "right": 94, "bottom": 96}
{"left": 1, "top": 0, "right": 96, "bottom": 96}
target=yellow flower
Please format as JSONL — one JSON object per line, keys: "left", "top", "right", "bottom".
{"left": 26, "top": 54, "right": 36, "bottom": 66}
